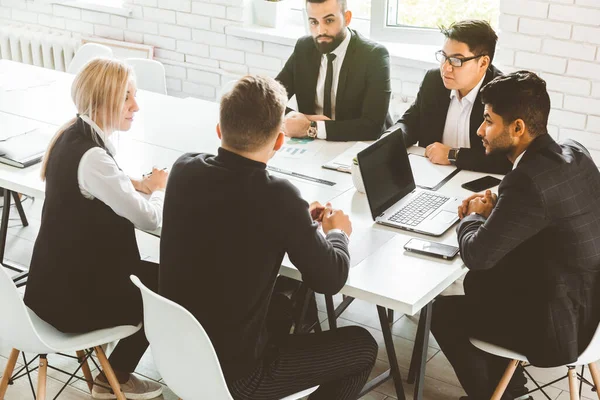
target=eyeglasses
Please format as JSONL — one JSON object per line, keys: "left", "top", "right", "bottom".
{"left": 435, "top": 50, "right": 487, "bottom": 67}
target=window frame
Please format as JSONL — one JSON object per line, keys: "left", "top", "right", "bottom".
{"left": 369, "top": 0, "right": 443, "bottom": 45}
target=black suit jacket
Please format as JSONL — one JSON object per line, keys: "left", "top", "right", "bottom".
{"left": 276, "top": 29, "right": 391, "bottom": 141}
{"left": 386, "top": 66, "right": 511, "bottom": 174}
{"left": 458, "top": 135, "right": 600, "bottom": 367}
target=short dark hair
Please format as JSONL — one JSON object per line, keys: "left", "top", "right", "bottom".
{"left": 480, "top": 70, "right": 550, "bottom": 138}
{"left": 219, "top": 76, "right": 287, "bottom": 152}
{"left": 440, "top": 20, "right": 498, "bottom": 63}
{"left": 306, "top": 0, "right": 347, "bottom": 13}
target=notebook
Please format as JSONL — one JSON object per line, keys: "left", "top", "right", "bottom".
{"left": 322, "top": 142, "right": 369, "bottom": 173}
{"left": 0, "top": 127, "right": 52, "bottom": 168}
{"left": 357, "top": 130, "right": 460, "bottom": 237}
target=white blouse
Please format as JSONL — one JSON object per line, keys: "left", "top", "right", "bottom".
{"left": 76, "top": 115, "right": 164, "bottom": 231}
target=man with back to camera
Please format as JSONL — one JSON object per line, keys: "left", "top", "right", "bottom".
{"left": 386, "top": 20, "right": 511, "bottom": 174}
{"left": 158, "top": 75, "right": 378, "bottom": 400}
{"left": 276, "top": 0, "right": 392, "bottom": 141}
{"left": 431, "top": 71, "right": 600, "bottom": 399}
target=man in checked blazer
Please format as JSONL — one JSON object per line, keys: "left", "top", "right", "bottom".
{"left": 275, "top": 0, "right": 391, "bottom": 141}
{"left": 431, "top": 71, "right": 600, "bottom": 399}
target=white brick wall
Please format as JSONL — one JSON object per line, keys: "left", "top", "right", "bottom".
{"left": 501, "top": 0, "right": 600, "bottom": 163}
{"left": 3, "top": 0, "right": 597, "bottom": 142}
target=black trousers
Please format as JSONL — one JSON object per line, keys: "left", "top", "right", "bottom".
{"left": 431, "top": 295, "right": 526, "bottom": 400}
{"left": 228, "top": 293, "right": 378, "bottom": 400}
{"left": 97, "top": 260, "right": 157, "bottom": 374}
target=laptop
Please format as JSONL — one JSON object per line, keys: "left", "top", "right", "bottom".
{"left": 357, "top": 130, "right": 460, "bottom": 236}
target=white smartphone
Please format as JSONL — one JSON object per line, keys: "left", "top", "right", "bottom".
{"left": 403, "top": 238, "right": 459, "bottom": 260}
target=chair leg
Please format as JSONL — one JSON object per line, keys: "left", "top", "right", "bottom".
{"left": 491, "top": 359, "right": 520, "bottom": 400}
{"left": 94, "top": 346, "right": 126, "bottom": 400}
{"left": 568, "top": 366, "right": 580, "bottom": 400}
{"left": 588, "top": 363, "right": 600, "bottom": 399}
{"left": 76, "top": 350, "right": 94, "bottom": 393}
{"left": 37, "top": 355, "right": 47, "bottom": 400}
{"left": 0, "top": 348, "right": 20, "bottom": 399}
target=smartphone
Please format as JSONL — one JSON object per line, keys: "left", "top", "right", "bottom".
{"left": 404, "top": 238, "right": 459, "bottom": 260}
{"left": 461, "top": 175, "right": 502, "bottom": 192}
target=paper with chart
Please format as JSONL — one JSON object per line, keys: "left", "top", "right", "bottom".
{"left": 409, "top": 154, "right": 458, "bottom": 189}
{"left": 273, "top": 137, "right": 323, "bottom": 159}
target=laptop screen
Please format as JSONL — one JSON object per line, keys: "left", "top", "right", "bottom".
{"left": 357, "top": 130, "right": 416, "bottom": 220}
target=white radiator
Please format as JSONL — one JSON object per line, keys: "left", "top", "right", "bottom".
{"left": 0, "top": 24, "right": 81, "bottom": 72}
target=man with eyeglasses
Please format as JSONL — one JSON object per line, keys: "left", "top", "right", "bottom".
{"left": 385, "top": 20, "right": 511, "bottom": 174}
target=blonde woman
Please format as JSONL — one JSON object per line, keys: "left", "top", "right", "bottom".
{"left": 24, "top": 58, "right": 166, "bottom": 400}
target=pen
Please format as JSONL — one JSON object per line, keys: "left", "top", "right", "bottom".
{"left": 267, "top": 166, "right": 336, "bottom": 186}
{"left": 143, "top": 167, "right": 167, "bottom": 177}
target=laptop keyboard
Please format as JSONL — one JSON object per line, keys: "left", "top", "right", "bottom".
{"left": 388, "top": 192, "right": 450, "bottom": 226}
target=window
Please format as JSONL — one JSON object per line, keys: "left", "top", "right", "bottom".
{"left": 372, "top": 0, "right": 499, "bottom": 44}
{"left": 288, "top": 0, "right": 499, "bottom": 46}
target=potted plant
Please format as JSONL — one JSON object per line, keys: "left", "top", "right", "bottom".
{"left": 254, "top": 0, "right": 290, "bottom": 28}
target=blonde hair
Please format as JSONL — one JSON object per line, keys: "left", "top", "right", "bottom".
{"left": 40, "top": 58, "right": 134, "bottom": 180}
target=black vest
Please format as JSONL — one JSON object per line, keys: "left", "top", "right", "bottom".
{"left": 24, "top": 118, "right": 142, "bottom": 332}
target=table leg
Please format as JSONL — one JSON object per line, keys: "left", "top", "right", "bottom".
{"left": 325, "top": 295, "right": 337, "bottom": 330}
{"left": 410, "top": 301, "right": 432, "bottom": 400}
{"left": 0, "top": 189, "right": 28, "bottom": 280}
{"left": 377, "top": 305, "right": 406, "bottom": 400}
{"left": 0, "top": 188, "right": 12, "bottom": 263}
{"left": 11, "top": 192, "right": 28, "bottom": 227}
{"left": 408, "top": 302, "right": 429, "bottom": 383}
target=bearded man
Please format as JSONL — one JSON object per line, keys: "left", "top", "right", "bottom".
{"left": 275, "top": 0, "right": 392, "bottom": 141}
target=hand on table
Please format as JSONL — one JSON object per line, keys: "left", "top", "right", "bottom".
{"left": 458, "top": 190, "right": 497, "bottom": 219}
{"left": 322, "top": 205, "right": 352, "bottom": 237}
{"left": 142, "top": 167, "right": 169, "bottom": 193}
{"left": 309, "top": 201, "right": 327, "bottom": 222}
{"left": 283, "top": 112, "right": 311, "bottom": 138}
{"left": 424, "top": 142, "right": 452, "bottom": 165}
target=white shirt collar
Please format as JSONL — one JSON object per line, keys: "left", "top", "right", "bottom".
{"left": 327, "top": 27, "right": 351, "bottom": 60}
{"left": 513, "top": 150, "right": 526, "bottom": 170}
{"left": 79, "top": 114, "right": 117, "bottom": 156}
{"left": 450, "top": 74, "right": 486, "bottom": 105}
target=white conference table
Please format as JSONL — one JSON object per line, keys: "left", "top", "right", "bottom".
{"left": 0, "top": 59, "right": 501, "bottom": 399}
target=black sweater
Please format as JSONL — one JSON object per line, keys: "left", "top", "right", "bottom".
{"left": 159, "top": 148, "right": 350, "bottom": 380}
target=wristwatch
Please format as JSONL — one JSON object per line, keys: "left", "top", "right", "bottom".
{"left": 307, "top": 121, "right": 318, "bottom": 138}
{"left": 448, "top": 148, "right": 460, "bottom": 165}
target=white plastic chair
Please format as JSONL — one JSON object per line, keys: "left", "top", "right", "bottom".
{"left": 67, "top": 43, "right": 113, "bottom": 74}
{"left": 130, "top": 275, "right": 319, "bottom": 400}
{"left": 470, "top": 328, "right": 600, "bottom": 400}
{"left": 0, "top": 267, "right": 140, "bottom": 400}
{"left": 126, "top": 58, "right": 167, "bottom": 95}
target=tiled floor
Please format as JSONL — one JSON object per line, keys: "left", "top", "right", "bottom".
{"left": 1, "top": 196, "right": 598, "bottom": 400}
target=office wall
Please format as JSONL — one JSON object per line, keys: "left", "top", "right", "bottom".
{"left": 0, "top": 0, "right": 426, "bottom": 118}
{"left": 1, "top": 0, "right": 599, "bottom": 159}
{"left": 496, "top": 0, "right": 600, "bottom": 159}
